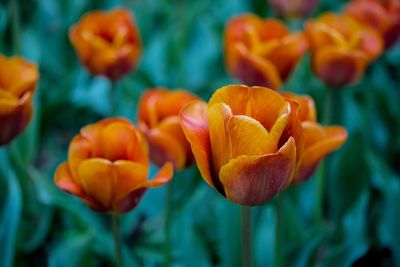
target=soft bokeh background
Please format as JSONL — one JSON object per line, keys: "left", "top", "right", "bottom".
{"left": 1, "top": 0, "right": 400, "bottom": 266}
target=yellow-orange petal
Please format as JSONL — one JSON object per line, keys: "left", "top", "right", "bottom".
{"left": 54, "top": 162, "right": 85, "bottom": 197}
{"left": 282, "top": 92, "right": 317, "bottom": 122}
{"left": 78, "top": 158, "right": 115, "bottom": 210}
{"left": 145, "top": 162, "right": 174, "bottom": 187}
{"left": 293, "top": 122, "right": 348, "bottom": 183}
{"left": 180, "top": 101, "right": 215, "bottom": 189}
{"left": 209, "top": 85, "right": 289, "bottom": 131}
{"left": 0, "top": 90, "right": 19, "bottom": 115}
{"left": 229, "top": 44, "right": 283, "bottom": 89}
{"left": 146, "top": 117, "right": 188, "bottom": 169}
{"left": 313, "top": 47, "right": 367, "bottom": 88}
{"left": 68, "top": 135, "right": 93, "bottom": 180}
{"left": 219, "top": 137, "right": 296, "bottom": 206}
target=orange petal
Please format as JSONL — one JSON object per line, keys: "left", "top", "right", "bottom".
{"left": 180, "top": 101, "right": 215, "bottom": 189}
{"left": 219, "top": 137, "right": 296, "bottom": 206}
{"left": 68, "top": 135, "right": 93, "bottom": 181}
{"left": 282, "top": 92, "right": 317, "bottom": 122}
{"left": 145, "top": 162, "right": 174, "bottom": 187}
{"left": 229, "top": 44, "right": 283, "bottom": 89}
{"left": 54, "top": 162, "right": 85, "bottom": 197}
{"left": 209, "top": 84, "right": 289, "bottom": 131}
{"left": 293, "top": 122, "right": 348, "bottom": 183}
{"left": 145, "top": 117, "right": 188, "bottom": 169}
{"left": 0, "top": 90, "right": 19, "bottom": 115}
{"left": 78, "top": 158, "right": 115, "bottom": 211}
{"left": 313, "top": 47, "right": 367, "bottom": 88}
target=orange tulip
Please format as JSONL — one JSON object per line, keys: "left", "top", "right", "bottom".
{"left": 138, "top": 88, "right": 199, "bottom": 170}
{"left": 180, "top": 85, "right": 304, "bottom": 206}
{"left": 305, "top": 13, "right": 383, "bottom": 88}
{"left": 0, "top": 54, "right": 38, "bottom": 146}
{"left": 69, "top": 9, "right": 142, "bottom": 81}
{"left": 345, "top": 0, "right": 400, "bottom": 49}
{"left": 282, "top": 92, "right": 348, "bottom": 183}
{"left": 224, "top": 14, "right": 308, "bottom": 90}
{"left": 54, "top": 118, "right": 173, "bottom": 213}
{"left": 269, "top": 0, "right": 319, "bottom": 19}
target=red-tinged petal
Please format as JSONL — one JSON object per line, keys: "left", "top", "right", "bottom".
{"left": 313, "top": 47, "right": 367, "bottom": 88}
{"left": 146, "top": 117, "right": 188, "bottom": 169}
{"left": 145, "top": 162, "right": 174, "bottom": 187}
{"left": 180, "top": 101, "right": 215, "bottom": 189}
{"left": 219, "top": 137, "right": 296, "bottom": 206}
{"left": 78, "top": 158, "right": 115, "bottom": 210}
{"left": 209, "top": 85, "right": 289, "bottom": 131}
{"left": 293, "top": 122, "right": 348, "bottom": 183}
{"left": 230, "top": 44, "right": 283, "bottom": 89}
{"left": 54, "top": 162, "right": 85, "bottom": 197}
{"left": 282, "top": 92, "right": 317, "bottom": 122}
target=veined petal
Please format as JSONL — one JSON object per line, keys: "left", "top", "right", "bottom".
{"left": 209, "top": 84, "right": 289, "bottom": 131}
{"left": 180, "top": 101, "right": 215, "bottom": 188}
{"left": 219, "top": 137, "right": 296, "bottom": 206}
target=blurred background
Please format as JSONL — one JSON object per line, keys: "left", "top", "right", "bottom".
{"left": 1, "top": 0, "right": 400, "bottom": 266}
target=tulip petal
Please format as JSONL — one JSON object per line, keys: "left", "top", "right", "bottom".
{"left": 293, "top": 122, "right": 348, "bottom": 183}
{"left": 78, "top": 158, "right": 115, "bottom": 210}
{"left": 219, "top": 137, "right": 296, "bottom": 206}
{"left": 68, "top": 135, "right": 93, "bottom": 181}
{"left": 145, "top": 162, "right": 174, "bottom": 187}
{"left": 0, "top": 90, "right": 19, "bottom": 115}
{"left": 146, "top": 117, "right": 188, "bottom": 169}
{"left": 54, "top": 162, "right": 84, "bottom": 197}
{"left": 209, "top": 85, "right": 289, "bottom": 131}
{"left": 180, "top": 101, "right": 215, "bottom": 189}
{"left": 207, "top": 102, "right": 231, "bottom": 177}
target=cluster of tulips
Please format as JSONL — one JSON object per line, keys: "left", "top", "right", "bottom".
{"left": 1, "top": 0, "right": 399, "bottom": 265}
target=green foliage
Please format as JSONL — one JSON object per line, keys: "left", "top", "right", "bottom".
{"left": 1, "top": 0, "right": 400, "bottom": 266}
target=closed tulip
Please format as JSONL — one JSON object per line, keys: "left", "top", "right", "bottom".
{"left": 54, "top": 118, "right": 173, "bottom": 213}
{"left": 180, "top": 85, "right": 304, "bottom": 206}
{"left": 224, "top": 14, "right": 308, "bottom": 90}
{"left": 138, "top": 88, "right": 199, "bottom": 170}
{"left": 345, "top": 0, "right": 400, "bottom": 49}
{"left": 69, "top": 9, "right": 142, "bottom": 81}
{"left": 269, "top": 0, "right": 319, "bottom": 20}
{"left": 0, "top": 54, "right": 38, "bottom": 146}
{"left": 305, "top": 13, "right": 383, "bottom": 88}
{"left": 282, "top": 92, "right": 348, "bottom": 183}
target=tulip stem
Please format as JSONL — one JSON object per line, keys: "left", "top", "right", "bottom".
{"left": 164, "top": 183, "right": 173, "bottom": 266}
{"left": 112, "top": 213, "right": 123, "bottom": 267}
{"left": 241, "top": 206, "right": 252, "bottom": 267}
{"left": 10, "top": 0, "right": 21, "bottom": 53}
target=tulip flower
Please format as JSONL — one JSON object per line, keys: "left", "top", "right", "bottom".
{"left": 54, "top": 118, "right": 173, "bottom": 213}
{"left": 69, "top": 9, "right": 142, "bottom": 81}
{"left": 180, "top": 85, "right": 304, "bottom": 206}
{"left": 345, "top": 0, "right": 400, "bottom": 49}
{"left": 224, "top": 14, "right": 308, "bottom": 90}
{"left": 0, "top": 54, "right": 38, "bottom": 146}
{"left": 282, "top": 92, "right": 348, "bottom": 183}
{"left": 305, "top": 13, "right": 383, "bottom": 88}
{"left": 138, "top": 88, "right": 199, "bottom": 170}
{"left": 269, "top": 0, "right": 319, "bottom": 20}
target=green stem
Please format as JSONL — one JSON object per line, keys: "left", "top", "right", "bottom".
{"left": 315, "top": 87, "right": 333, "bottom": 227}
{"left": 241, "top": 206, "right": 252, "bottom": 267}
{"left": 164, "top": 183, "right": 173, "bottom": 266}
{"left": 112, "top": 214, "right": 123, "bottom": 267}
{"left": 10, "top": 0, "right": 21, "bottom": 53}
{"left": 275, "top": 195, "right": 284, "bottom": 267}
{"left": 110, "top": 81, "right": 118, "bottom": 116}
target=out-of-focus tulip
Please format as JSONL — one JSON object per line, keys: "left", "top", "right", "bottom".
{"left": 69, "top": 9, "right": 142, "bottom": 81}
{"left": 305, "top": 13, "right": 383, "bottom": 88}
{"left": 138, "top": 88, "right": 199, "bottom": 170}
{"left": 54, "top": 118, "right": 173, "bottom": 213}
{"left": 180, "top": 85, "right": 304, "bottom": 206}
{"left": 282, "top": 92, "right": 347, "bottom": 183}
{"left": 269, "top": 0, "right": 319, "bottom": 19}
{"left": 224, "top": 14, "right": 308, "bottom": 90}
{"left": 0, "top": 54, "right": 38, "bottom": 146}
{"left": 345, "top": 0, "right": 400, "bottom": 49}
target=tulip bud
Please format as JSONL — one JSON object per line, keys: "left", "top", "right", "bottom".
{"left": 0, "top": 54, "right": 38, "bottom": 146}
{"left": 54, "top": 118, "right": 173, "bottom": 213}
{"left": 69, "top": 9, "right": 142, "bottom": 81}
{"left": 138, "top": 88, "right": 199, "bottom": 170}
